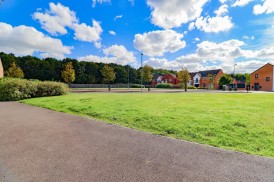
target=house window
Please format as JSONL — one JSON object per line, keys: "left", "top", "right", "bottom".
{"left": 255, "top": 74, "right": 258, "bottom": 79}
{"left": 169, "top": 78, "right": 172, "bottom": 82}
{"left": 266, "top": 77, "right": 270, "bottom": 81}
{"left": 195, "top": 78, "right": 198, "bottom": 83}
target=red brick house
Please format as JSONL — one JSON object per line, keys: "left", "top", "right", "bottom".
{"left": 151, "top": 73, "right": 179, "bottom": 87}
{"left": 161, "top": 73, "right": 179, "bottom": 85}
{"left": 151, "top": 74, "right": 164, "bottom": 87}
{"left": 199, "top": 69, "right": 224, "bottom": 89}
{"left": 189, "top": 69, "right": 223, "bottom": 89}
{"left": 0, "top": 57, "right": 3, "bottom": 78}
{"left": 250, "top": 63, "right": 274, "bottom": 91}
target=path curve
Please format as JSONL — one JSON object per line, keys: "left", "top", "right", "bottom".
{"left": 0, "top": 102, "right": 273, "bottom": 182}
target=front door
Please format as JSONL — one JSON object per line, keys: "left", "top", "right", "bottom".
{"left": 254, "top": 83, "right": 260, "bottom": 91}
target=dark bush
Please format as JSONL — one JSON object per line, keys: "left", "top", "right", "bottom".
{"left": 0, "top": 78, "right": 69, "bottom": 101}
{"left": 131, "top": 84, "right": 145, "bottom": 88}
{"left": 156, "top": 83, "right": 173, "bottom": 88}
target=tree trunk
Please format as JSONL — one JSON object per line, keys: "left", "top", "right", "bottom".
{"left": 148, "top": 84, "right": 150, "bottom": 92}
{"left": 185, "top": 83, "right": 187, "bottom": 92}
{"left": 108, "top": 83, "right": 111, "bottom": 91}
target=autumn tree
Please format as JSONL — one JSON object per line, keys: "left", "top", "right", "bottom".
{"left": 141, "top": 65, "right": 153, "bottom": 91}
{"left": 61, "top": 62, "right": 75, "bottom": 84}
{"left": 177, "top": 68, "right": 190, "bottom": 92}
{"left": 5, "top": 62, "right": 24, "bottom": 78}
{"left": 208, "top": 74, "right": 216, "bottom": 90}
{"left": 101, "top": 65, "right": 116, "bottom": 91}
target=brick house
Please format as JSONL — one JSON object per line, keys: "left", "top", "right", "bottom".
{"left": 190, "top": 69, "right": 224, "bottom": 89}
{"left": 250, "top": 63, "right": 274, "bottom": 91}
{"left": 161, "top": 73, "right": 179, "bottom": 85}
{"left": 0, "top": 57, "right": 3, "bottom": 78}
{"left": 151, "top": 74, "right": 164, "bottom": 87}
{"left": 151, "top": 73, "right": 179, "bottom": 87}
{"left": 188, "top": 72, "right": 198, "bottom": 86}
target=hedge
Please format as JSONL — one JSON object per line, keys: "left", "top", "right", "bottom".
{"left": 0, "top": 78, "right": 69, "bottom": 101}
{"left": 156, "top": 83, "right": 173, "bottom": 88}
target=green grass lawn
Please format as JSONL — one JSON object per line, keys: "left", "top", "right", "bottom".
{"left": 21, "top": 93, "right": 274, "bottom": 158}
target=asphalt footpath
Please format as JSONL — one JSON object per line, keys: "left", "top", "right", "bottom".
{"left": 0, "top": 102, "right": 273, "bottom": 182}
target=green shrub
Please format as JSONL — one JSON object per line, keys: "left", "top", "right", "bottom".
{"left": 0, "top": 78, "right": 37, "bottom": 101}
{"left": 156, "top": 83, "right": 173, "bottom": 88}
{"left": 0, "top": 78, "right": 69, "bottom": 101}
{"left": 187, "top": 86, "right": 197, "bottom": 89}
{"left": 131, "top": 84, "right": 145, "bottom": 88}
{"left": 36, "top": 81, "right": 69, "bottom": 97}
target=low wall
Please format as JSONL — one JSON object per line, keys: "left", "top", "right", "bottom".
{"left": 70, "top": 84, "right": 130, "bottom": 88}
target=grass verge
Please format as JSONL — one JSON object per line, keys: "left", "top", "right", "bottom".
{"left": 21, "top": 93, "right": 274, "bottom": 158}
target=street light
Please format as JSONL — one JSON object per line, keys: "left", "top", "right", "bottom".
{"left": 127, "top": 65, "right": 130, "bottom": 90}
{"left": 233, "top": 64, "right": 237, "bottom": 88}
{"left": 141, "top": 53, "right": 143, "bottom": 93}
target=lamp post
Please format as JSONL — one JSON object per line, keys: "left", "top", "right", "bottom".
{"left": 141, "top": 53, "right": 143, "bottom": 93}
{"left": 127, "top": 65, "right": 130, "bottom": 90}
{"left": 233, "top": 64, "right": 237, "bottom": 89}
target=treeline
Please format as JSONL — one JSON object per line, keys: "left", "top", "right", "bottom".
{"left": 0, "top": 52, "right": 174, "bottom": 84}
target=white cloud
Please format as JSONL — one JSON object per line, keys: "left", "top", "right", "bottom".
{"left": 144, "top": 39, "right": 274, "bottom": 73}
{"left": 188, "top": 22, "right": 195, "bottom": 31}
{"left": 146, "top": 0, "right": 209, "bottom": 29}
{"left": 233, "top": 60, "right": 267, "bottom": 73}
{"left": 71, "top": 20, "right": 103, "bottom": 47}
{"left": 214, "top": 4, "right": 228, "bottom": 16}
{"left": 78, "top": 45, "right": 136, "bottom": 65}
{"left": 109, "top": 30, "right": 116, "bottom": 35}
{"left": 92, "top": 0, "right": 111, "bottom": 8}
{"left": 194, "top": 38, "right": 200, "bottom": 42}
{"left": 190, "top": 4, "right": 233, "bottom": 33}
{"left": 114, "top": 15, "right": 123, "bottom": 21}
{"left": 34, "top": 3, "right": 103, "bottom": 48}
{"left": 0, "top": 22, "right": 72, "bottom": 59}
{"left": 194, "top": 15, "right": 233, "bottom": 33}
{"left": 219, "top": 0, "right": 228, "bottom": 4}
{"left": 242, "top": 35, "right": 255, "bottom": 40}
{"left": 134, "top": 29, "right": 186, "bottom": 56}
{"left": 253, "top": 0, "right": 274, "bottom": 15}
{"left": 232, "top": 0, "right": 253, "bottom": 7}
{"left": 33, "top": 2, "right": 78, "bottom": 35}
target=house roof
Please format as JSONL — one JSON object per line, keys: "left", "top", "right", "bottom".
{"left": 152, "top": 73, "right": 164, "bottom": 81}
{"left": 189, "top": 72, "right": 198, "bottom": 78}
{"left": 170, "top": 74, "right": 177, "bottom": 78}
{"left": 199, "top": 69, "right": 222, "bottom": 77}
{"left": 250, "top": 63, "right": 273, "bottom": 75}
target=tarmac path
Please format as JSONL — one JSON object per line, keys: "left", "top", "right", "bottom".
{"left": 0, "top": 102, "right": 273, "bottom": 182}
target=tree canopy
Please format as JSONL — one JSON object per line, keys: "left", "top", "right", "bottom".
{"left": 5, "top": 62, "right": 24, "bottom": 78}
{"left": 61, "top": 62, "right": 75, "bottom": 83}
{"left": 101, "top": 65, "right": 116, "bottom": 91}
{"left": 218, "top": 74, "right": 233, "bottom": 86}
{"left": 177, "top": 68, "right": 190, "bottom": 91}
{"left": 141, "top": 65, "right": 153, "bottom": 91}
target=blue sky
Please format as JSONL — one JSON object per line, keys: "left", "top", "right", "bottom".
{"left": 0, "top": 0, "right": 274, "bottom": 73}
